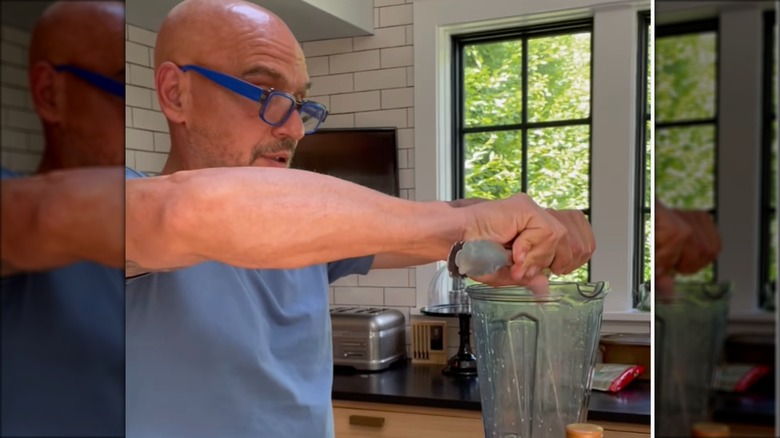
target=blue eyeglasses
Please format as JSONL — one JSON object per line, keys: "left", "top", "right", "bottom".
{"left": 53, "top": 65, "right": 124, "bottom": 100}
{"left": 179, "top": 64, "right": 328, "bottom": 135}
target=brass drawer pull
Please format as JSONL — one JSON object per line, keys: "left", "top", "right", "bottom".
{"left": 349, "top": 414, "right": 385, "bottom": 428}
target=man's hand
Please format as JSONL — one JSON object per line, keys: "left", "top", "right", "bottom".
{"left": 674, "top": 210, "right": 721, "bottom": 274}
{"left": 654, "top": 200, "right": 692, "bottom": 278}
{"left": 447, "top": 198, "right": 595, "bottom": 287}
{"left": 654, "top": 199, "right": 721, "bottom": 297}
{"left": 461, "top": 194, "right": 570, "bottom": 283}
{"left": 545, "top": 209, "right": 595, "bottom": 275}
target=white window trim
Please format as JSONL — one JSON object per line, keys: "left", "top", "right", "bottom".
{"left": 411, "top": 0, "right": 651, "bottom": 332}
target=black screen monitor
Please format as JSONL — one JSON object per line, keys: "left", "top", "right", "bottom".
{"left": 291, "top": 128, "right": 400, "bottom": 197}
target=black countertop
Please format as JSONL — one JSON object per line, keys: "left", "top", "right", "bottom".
{"left": 332, "top": 360, "right": 650, "bottom": 425}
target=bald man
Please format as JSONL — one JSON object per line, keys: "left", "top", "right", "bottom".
{"left": 124, "top": 0, "right": 595, "bottom": 436}
{"left": 1, "top": 1, "right": 124, "bottom": 436}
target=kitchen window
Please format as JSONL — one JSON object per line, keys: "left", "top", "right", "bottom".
{"left": 451, "top": 20, "right": 593, "bottom": 282}
{"left": 760, "top": 10, "right": 777, "bottom": 309}
{"left": 416, "top": 2, "right": 652, "bottom": 326}
{"left": 655, "top": 19, "right": 719, "bottom": 283}
{"left": 636, "top": 11, "right": 651, "bottom": 289}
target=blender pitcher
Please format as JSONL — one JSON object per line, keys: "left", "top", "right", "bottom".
{"left": 466, "top": 282, "right": 608, "bottom": 438}
{"left": 655, "top": 282, "right": 731, "bottom": 437}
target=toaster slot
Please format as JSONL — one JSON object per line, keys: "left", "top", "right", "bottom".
{"left": 343, "top": 352, "right": 365, "bottom": 358}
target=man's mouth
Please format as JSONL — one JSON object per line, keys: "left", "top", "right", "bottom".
{"left": 257, "top": 152, "right": 291, "bottom": 167}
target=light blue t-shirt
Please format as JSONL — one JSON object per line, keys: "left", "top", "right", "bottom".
{"left": 1, "top": 167, "right": 124, "bottom": 437}
{"left": 125, "top": 167, "right": 374, "bottom": 438}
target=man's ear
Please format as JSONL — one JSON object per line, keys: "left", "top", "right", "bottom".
{"left": 29, "top": 61, "right": 62, "bottom": 124}
{"left": 156, "top": 62, "right": 186, "bottom": 124}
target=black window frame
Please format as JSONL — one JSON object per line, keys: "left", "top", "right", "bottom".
{"left": 635, "top": 10, "right": 651, "bottom": 293}
{"left": 655, "top": 18, "right": 720, "bottom": 282}
{"left": 451, "top": 19, "right": 594, "bottom": 281}
{"left": 759, "top": 9, "right": 776, "bottom": 307}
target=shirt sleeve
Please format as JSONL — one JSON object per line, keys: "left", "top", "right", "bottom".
{"left": 125, "top": 167, "right": 146, "bottom": 179}
{"left": 326, "top": 255, "right": 375, "bottom": 284}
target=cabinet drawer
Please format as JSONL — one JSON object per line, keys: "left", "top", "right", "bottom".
{"left": 333, "top": 405, "right": 483, "bottom": 437}
{"left": 333, "top": 401, "right": 650, "bottom": 438}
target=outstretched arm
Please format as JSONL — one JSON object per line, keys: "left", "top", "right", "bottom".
{"left": 1, "top": 167, "right": 124, "bottom": 276}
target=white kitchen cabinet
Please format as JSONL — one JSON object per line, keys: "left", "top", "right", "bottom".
{"left": 332, "top": 400, "right": 650, "bottom": 438}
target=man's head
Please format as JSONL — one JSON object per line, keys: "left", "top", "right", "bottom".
{"left": 29, "top": 1, "right": 125, "bottom": 172}
{"left": 154, "top": 0, "right": 313, "bottom": 172}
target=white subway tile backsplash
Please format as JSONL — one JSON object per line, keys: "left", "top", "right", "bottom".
{"left": 7, "top": 109, "right": 40, "bottom": 131}
{"left": 125, "top": 106, "right": 133, "bottom": 127}
{"left": 381, "top": 87, "right": 412, "bottom": 109}
{"left": 1, "top": 27, "right": 30, "bottom": 46}
{"left": 1, "top": 151, "right": 38, "bottom": 173}
{"left": 128, "top": 64, "right": 154, "bottom": 89}
{"left": 330, "top": 90, "right": 380, "bottom": 114}
{"left": 380, "top": 46, "right": 413, "bottom": 68}
{"left": 384, "top": 287, "right": 416, "bottom": 306}
{"left": 354, "top": 67, "right": 406, "bottom": 91}
{"left": 302, "top": 38, "right": 352, "bottom": 57}
{"left": 131, "top": 108, "right": 168, "bottom": 132}
{"left": 321, "top": 113, "right": 354, "bottom": 129}
{"left": 309, "top": 73, "right": 353, "bottom": 97}
{"left": 332, "top": 274, "right": 359, "bottom": 287}
{"left": 405, "top": 25, "right": 413, "bottom": 45}
{"left": 406, "top": 66, "right": 414, "bottom": 87}
{"left": 355, "top": 108, "right": 406, "bottom": 128}
{"left": 127, "top": 25, "right": 157, "bottom": 47}
{"left": 374, "top": 8, "right": 380, "bottom": 28}
{"left": 408, "top": 267, "right": 416, "bottom": 287}
{"left": 1, "top": 129, "right": 25, "bottom": 150}
{"left": 397, "top": 128, "right": 413, "bottom": 149}
{"left": 1, "top": 65, "right": 27, "bottom": 87}
{"left": 126, "top": 85, "right": 153, "bottom": 109}
{"left": 134, "top": 150, "right": 167, "bottom": 174}
{"left": 126, "top": 41, "right": 150, "bottom": 66}
{"left": 379, "top": 4, "right": 412, "bottom": 27}
{"left": 330, "top": 51, "right": 380, "bottom": 74}
{"left": 306, "top": 56, "right": 329, "bottom": 77}
{"left": 27, "top": 133, "right": 43, "bottom": 152}
{"left": 125, "top": 149, "right": 136, "bottom": 169}
{"left": 1, "top": 87, "right": 31, "bottom": 109}
{"left": 407, "top": 107, "right": 414, "bottom": 127}
{"left": 359, "top": 268, "right": 409, "bottom": 287}
{"left": 126, "top": 128, "right": 154, "bottom": 151}
{"left": 334, "top": 286, "right": 384, "bottom": 306}
{"left": 153, "top": 132, "right": 171, "bottom": 152}
{"left": 399, "top": 168, "right": 414, "bottom": 189}
{"left": 397, "top": 148, "right": 408, "bottom": 168}
{"left": 353, "top": 26, "right": 406, "bottom": 51}
{"left": 1, "top": 42, "right": 25, "bottom": 65}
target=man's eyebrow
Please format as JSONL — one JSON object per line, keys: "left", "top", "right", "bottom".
{"left": 242, "top": 65, "right": 311, "bottom": 96}
{"left": 241, "top": 65, "right": 283, "bottom": 81}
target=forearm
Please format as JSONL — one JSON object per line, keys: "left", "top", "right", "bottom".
{"left": 1, "top": 168, "right": 124, "bottom": 275}
{"left": 370, "top": 198, "right": 491, "bottom": 269}
{"left": 126, "top": 167, "right": 468, "bottom": 272}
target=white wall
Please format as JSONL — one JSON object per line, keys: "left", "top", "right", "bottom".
{"left": 0, "top": 25, "right": 44, "bottom": 173}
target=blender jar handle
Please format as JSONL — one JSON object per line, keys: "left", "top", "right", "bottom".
{"left": 576, "top": 282, "right": 606, "bottom": 300}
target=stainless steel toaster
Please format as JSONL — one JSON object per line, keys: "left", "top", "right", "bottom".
{"left": 330, "top": 307, "right": 406, "bottom": 371}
